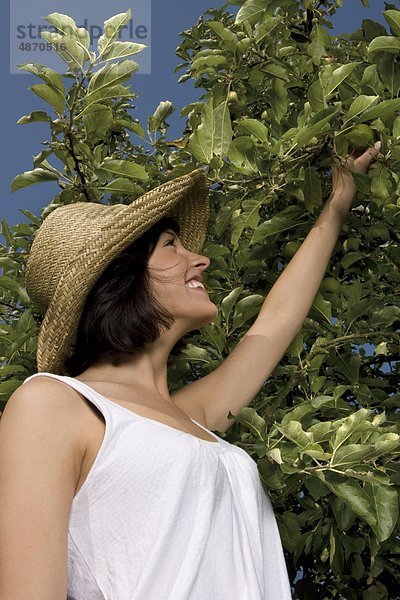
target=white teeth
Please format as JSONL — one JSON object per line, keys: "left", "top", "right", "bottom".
{"left": 186, "top": 280, "right": 205, "bottom": 289}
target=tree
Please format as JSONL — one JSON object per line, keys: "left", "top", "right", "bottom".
{"left": 1, "top": 2, "right": 399, "bottom": 597}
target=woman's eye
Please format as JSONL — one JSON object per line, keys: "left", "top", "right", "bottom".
{"left": 165, "top": 238, "right": 175, "bottom": 246}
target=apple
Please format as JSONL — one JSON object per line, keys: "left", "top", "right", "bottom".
{"left": 228, "top": 91, "right": 238, "bottom": 104}
{"left": 320, "top": 277, "right": 341, "bottom": 293}
{"left": 368, "top": 225, "right": 390, "bottom": 242}
{"left": 282, "top": 241, "right": 302, "bottom": 258}
{"left": 237, "top": 37, "right": 251, "bottom": 54}
{"left": 343, "top": 237, "right": 360, "bottom": 252}
{"left": 344, "top": 124, "right": 375, "bottom": 150}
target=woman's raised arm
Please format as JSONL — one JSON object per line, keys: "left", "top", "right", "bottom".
{"left": 174, "top": 144, "right": 382, "bottom": 434}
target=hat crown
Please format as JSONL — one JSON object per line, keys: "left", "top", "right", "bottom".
{"left": 26, "top": 203, "right": 124, "bottom": 314}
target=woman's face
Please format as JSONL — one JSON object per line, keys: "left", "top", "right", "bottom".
{"left": 147, "top": 228, "right": 218, "bottom": 334}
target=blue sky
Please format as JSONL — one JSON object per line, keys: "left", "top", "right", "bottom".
{"left": 0, "top": 0, "right": 393, "bottom": 226}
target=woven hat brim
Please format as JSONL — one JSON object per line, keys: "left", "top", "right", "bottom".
{"left": 36, "top": 168, "right": 209, "bottom": 375}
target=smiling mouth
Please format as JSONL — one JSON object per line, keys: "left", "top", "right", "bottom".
{"left": 186, "top": 286, "right": 208, "bottom": 293}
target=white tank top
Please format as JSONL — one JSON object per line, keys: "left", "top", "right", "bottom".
{"left": 23, "top": 372, "right": 291, "bottom": 599}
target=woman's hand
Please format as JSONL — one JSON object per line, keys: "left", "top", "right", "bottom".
{"left": 330, "top": 141, "right": 382, "bottom": 220}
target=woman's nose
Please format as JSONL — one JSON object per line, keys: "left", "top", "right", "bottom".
{"left": 192, "top": 252, "right": 210, "bottom": 272}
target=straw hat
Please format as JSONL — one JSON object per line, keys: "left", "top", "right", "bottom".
{"left": 25, "top": 168, "right": 209, "bottom": 375}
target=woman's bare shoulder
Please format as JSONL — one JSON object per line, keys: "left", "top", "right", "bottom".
{"left": 2, "top": 375, "right": 90, "bottom": 441}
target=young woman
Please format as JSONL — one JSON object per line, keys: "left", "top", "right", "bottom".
{"left": 0, "top": 144, "right": 380, "bottom": 599}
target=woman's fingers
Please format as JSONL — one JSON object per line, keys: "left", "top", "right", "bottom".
{"left": 349, "top": 141, "right": 382, "bottom": 174}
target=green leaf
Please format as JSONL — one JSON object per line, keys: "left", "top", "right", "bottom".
{"left": 372, "top": 433, "right": 400, "bottom": 458}
{"left": 270, "top": 78, "right": 288, "bottom": 124}
{"left": 235, "top": 0, "right": 267, "bottom": 25}
{"left": 384, "top": 9, "right": 400, "bottom": 36}
{"left": 305, "top": 476, "right": 330, "bottom": 501}
{"left": 350, "top": 554, "right": 364, "bottom": 581}
{"left": 305, "top": 443, "right": 331, "bottom": 462}
{"left": 101, "top": 41, "right": 148, "bottom": 62}
{"left": 201, "top": 323, "right": 226, "bottom": 356}
{"left": 345, "top": 298, "right": 377, "bottom": 328}
{"left": 32, "top": 149, "right": 53, "bottom": 168}
{"left": 40, "top": 31, "right": 88, "bottom": 69}
{"left": 341, "top": 251, "right": 364, "bottom": 269}
{"left": 258, "top": 459, "right": 285, "bottom": 490}
{"left": 18, "top": 209, "right": 40, "bottom": 225}
{"left": 370, "top": 306, "right": 400, "bottom": 327}
{"left": 30, "top": 83, "right": 65, "bottom": 116}
{"left": 10, "top": 169, "right": 58, "bottom": 192}
{"left": 180, "top": 343, "right": 211, "bottom": 363}
{"left": 88, "top": 60, "right": 139, "bottom": 96}
{"left": 323, "top": 63, "right": 360, "bottom": 97}
{"left": 44, "top": 12, "right": 90, "bottom": 47}
{"left": 0, "top": 380, "right": 24, "bottom": 399}
{"left": 351, "top": 172, "right": 371, "bottom": 195}
{"left": 281, "top": 404, "right": 314, "bottom": 427}
{"left": 331, "top": 497, "right": 357, "bottom": 531}
{"left": 189, "top": 98, "right": 233, "bottom": 163}
{"left": 286, "top": 332, "right": 304, "bottom": 358}
{"left": 232, "top": 294, "right": 264, "bottom": 329}
{"left": 276, "top": 420, "right": 312, "bottom": 449}
{"left": 360, "top": 64, "right": 384, "bottom": 95}
{"left": 1, "top": 219, "right": 14, "bottom": 246}
{"left": 17, "top": 63, "right": 65, "bottom": 93}
{"left": 233, "top": 406, "right": 267, "bottom": 440}
{"left": 221, "top": 286, "right": 244, "bottom": 322}
{"left": 191, "top": 55, "right": 227, "bottom": 74}
{"left": 332, "top": 409, "right": 371, "bottom": 451}
{"left": 312, "top": 292, "right": 332, "bottom": 324}
{"left": 365, "top": 482, "right": 398, "bottom": 542}
{"left": 277, "top": 513, "right": 302, "bottom": 553}
{"left": 331, "top": 444, "right": 375, "bottom": 468}
{"left": 368, "top": 36, "right": 400, "bottom": 54}
{"left": 148, "top": 101, "right": 175, "bottom": 133}
{"left": 255, "top": 16, "right": 283, "bottom": 44}
{"left": 114, "top": 119, "right": 145, "bottom": 138}
{"left": 303, "top": 166, "right": 322, "bottom": 212}
{"left": 0, "top": 275, "right": 25, "bottom": 295}
{"left": 308, "top": 24, "right": 331, "bottom": 65}
{"left": 334, "top": 354, "right": 361, "bottom": 386}
{"left": 236, "top": 119, "right": 269, "bottom": 143}
{"left": 98, "top": 159, "right": 149, "bottom": 181}
{"left": 98, "top": 10, "right": 132, "bottom": 56}
{"left": 231, "top": 201, "right": 261, "bottom": 248}
{"left": 227, "top": 137, "right": 259, "bottom": 175}
{"left": 324, "top": 473, "right": 376, "bottom": 529}
{"left": 260, "top": 62, "right": 290, "bottom": 82}
{"left": 308, "top": 80, "right": 326, "bottom": 112}
{"left": 99, "top": 178, "right": 142, "bottom": 194}
{"left": 370, "top": 164, "right": 391, "bottom": 201}
{"left": 251, "top": 207, "right": 304, "bottom": 244}
{"left": 345, "top": 95, "right": 379, "bottom": 122}
{"left": 207, "top": 21, "right": 238, "bottom": 45}
{"left": 268, "top": 448, "right": 283, "bottom": 465}
{"left": 84, "top": 84, "right": 135, "bottom": 106}
{"left": 0, "top": 257, "right": 21, "bottom": 271}
{"left": 82, "top": 104, "right": 113, "bottom": 138}
{"left": 17, "top": 111, "right": 52, "bottom": 125}
{"left": 358, "top": 98, "right": 400, "bottom": 123}
{"left": 295, "top": 106, "right": 339, "bottom": 147}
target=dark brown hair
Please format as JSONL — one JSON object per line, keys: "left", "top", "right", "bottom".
{"left": 64, "top": 216, "right": 184, "bottom": 376}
